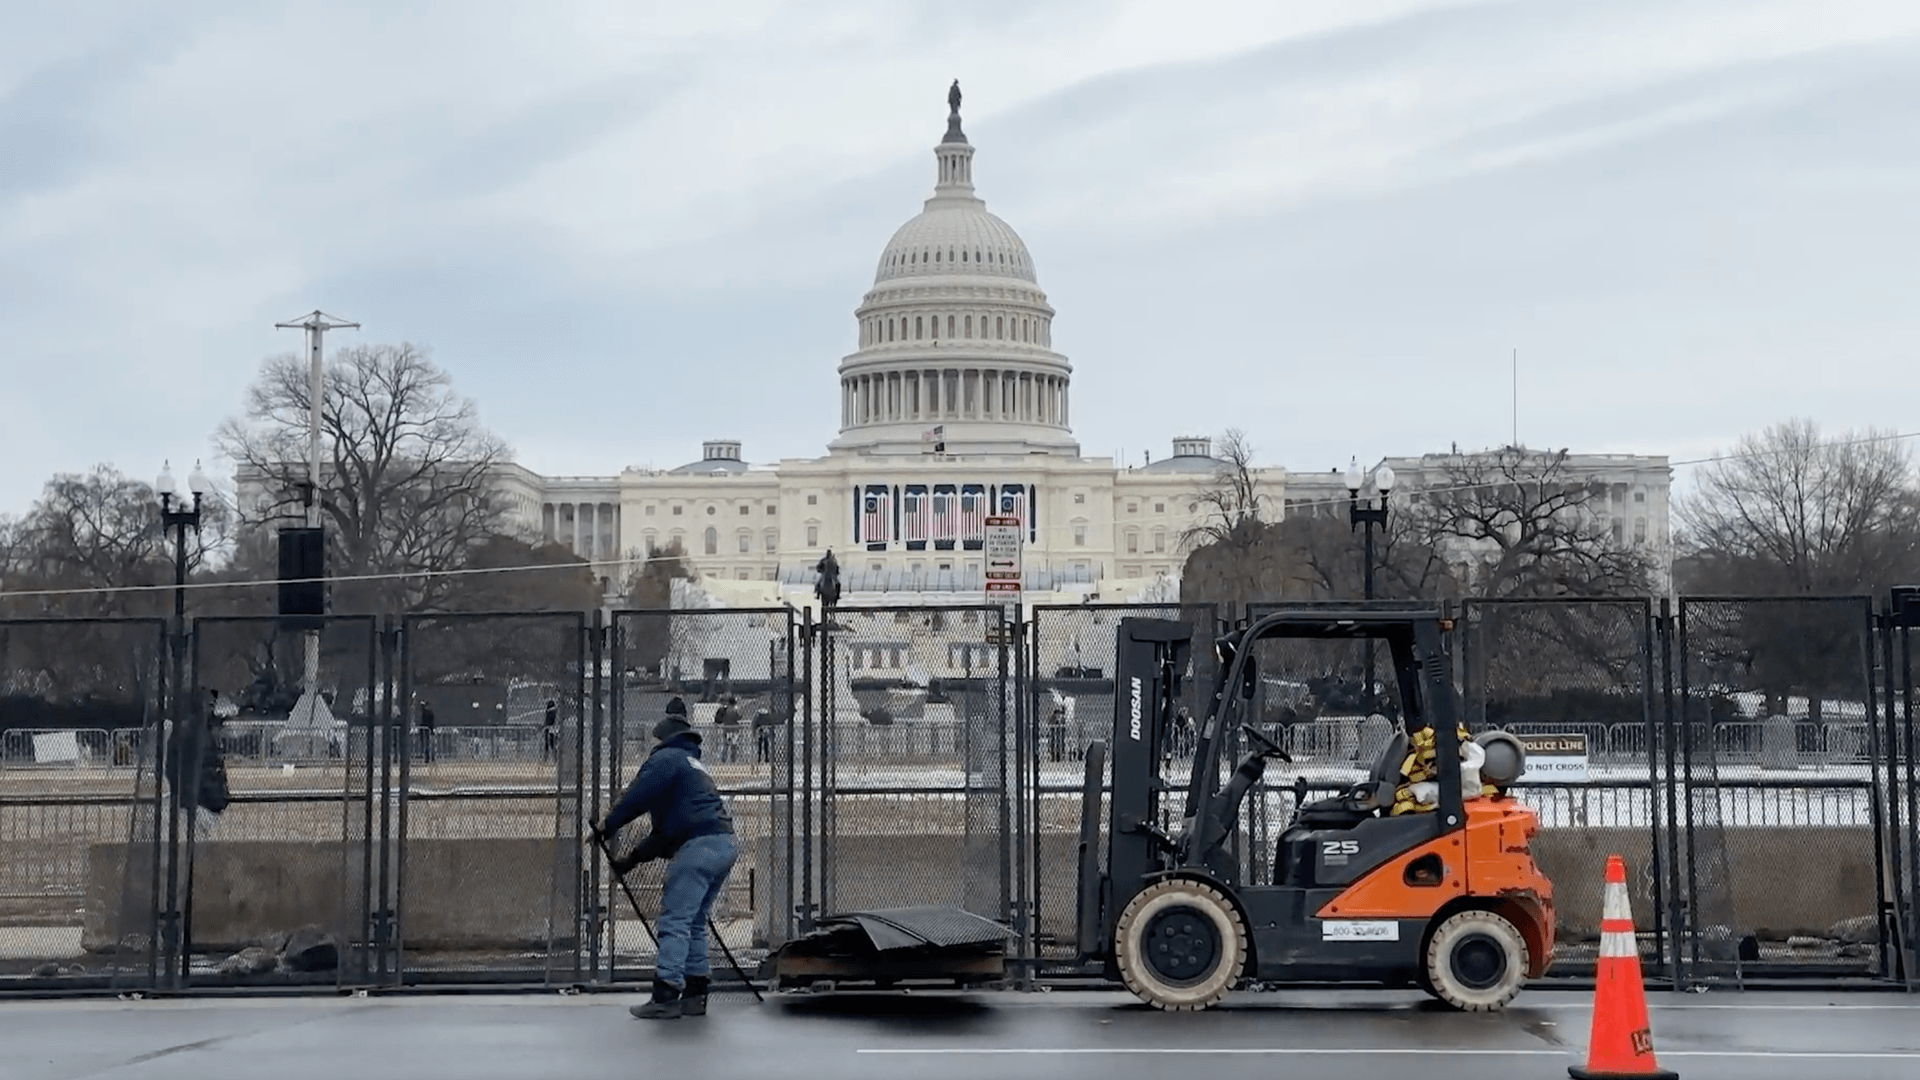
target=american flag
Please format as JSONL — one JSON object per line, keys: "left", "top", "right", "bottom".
{"left": 862, "top": 492, "right": 891, "bottom": 544}
{"left": 931, "top": 492, "right": 957, "bottom": 540}
{"left": 860, "top": 491, "right": 887, "bottom": 541}
{"left": 960, "top": 490, "right": 985, "bottom": 541}
{"left": 903, "top": 491, "right": 929, "bottom": 543}
{"left": 998, "top": 488, "right": 1026, "bottom": 524}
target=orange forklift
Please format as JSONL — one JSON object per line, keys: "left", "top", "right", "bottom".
{"left": 1074, "top": 609, "right": 1553, "bottom": 1010}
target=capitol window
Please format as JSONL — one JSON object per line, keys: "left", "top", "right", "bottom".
{"left": 765, "top": 530, "right": 778, "bottom": 552}
{"left": 807, "top": 494, "right": 818, "bottom": 505}
{"left": 673, "top": 505, "right": 684, "bottom": 516}
{"left": 645, "top": 505, "right": 656, "bottom": 516}
{"left": 1073, "top": 492, "right": 1085, "bottom": 504}
{"left": 704, "top": 528, "right": 718, "bottom": 555}
{"left": 766, "top": 504, "right": 777, "bottom": 514}
{"left": 1127, "top": 502, "right": 1137, "bottom": 514}
{"left": 1073, "top": 525, "right": 1087, "bottom": 547}
{"left": 916, "top": 316, "right": 923, "bottom": 339}
{"left": 1155, "top": 502, "right": 1165, "bottom": 513}
{"left": 947, "top": 315, "right": 955, "bottom": 338}
{"left": 707, "top": 505, "right": 717, "bottom": 515}
{"left": 738, "top": 531, "right": 750, "bottom": 553}
{"left": 965, "top": 315, "right": 973, "bottom": 337}
{"left": 739, "top": 504, "right": 750, "bottom": 515}
{"left": 806, "top": 524, "right": 819, "bottom": 546}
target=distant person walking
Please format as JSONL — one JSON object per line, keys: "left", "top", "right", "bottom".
{"left": 418, "top": 699, "right": 436, "bottom": 764}
{"left": 752, "top": 708, "right": 780, "bottom": 764}
{"left": 543, "top": 698, "right": 559, "bottom": 763}
{"left": 714, "top": 695, "right": 743, "bottom": 764}
{"left": 1046, "top": 694, "right": 1069, "bottom": 763}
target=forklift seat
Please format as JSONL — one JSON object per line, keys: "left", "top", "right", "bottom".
{"left": 1293, "top": 729, "right": 1407, "bottom": 829}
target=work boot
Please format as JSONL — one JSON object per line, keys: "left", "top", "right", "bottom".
{"left": 629, "top": 979, "right": 682, "bottom": 1020}
{"left": 682, "top": 974, "right": 709, "bottom": 1016}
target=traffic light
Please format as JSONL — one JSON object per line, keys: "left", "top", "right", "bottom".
{"left": 278, "top": 527, "right": 326, "bottom": 628}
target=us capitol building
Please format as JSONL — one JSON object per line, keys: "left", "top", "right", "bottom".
{"left": 493, "top": 86, "right": 1673, "bottom": 609}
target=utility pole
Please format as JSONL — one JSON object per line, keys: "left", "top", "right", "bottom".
{"left": 275, "top": 311, "right": 359, "bottom": 728}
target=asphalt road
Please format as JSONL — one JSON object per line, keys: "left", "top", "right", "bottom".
{"left": 6, "top": 988, "right": 1920, "bottom": 1080}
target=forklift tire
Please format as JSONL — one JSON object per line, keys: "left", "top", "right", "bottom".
{"left": 1113, "top": 879, "right": 1247, "bottom": 1011}
{"left": 1423, "top": 909, "right": 1529, "bottom": 1012}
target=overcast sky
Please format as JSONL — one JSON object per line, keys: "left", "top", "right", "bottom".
{"left": 4, "top": 0, "right": 1917, "bottom": 515}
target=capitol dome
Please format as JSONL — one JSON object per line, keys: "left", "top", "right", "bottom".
{"left": 874, "top": 206, "right": 1037, "bottom": 285}
{"left": 830, "top": 83, "right": 1077, "bottom": 458}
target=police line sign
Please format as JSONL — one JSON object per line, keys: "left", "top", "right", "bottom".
{"left": 1515, "top": 732, "right": 1589, "bottom": 780}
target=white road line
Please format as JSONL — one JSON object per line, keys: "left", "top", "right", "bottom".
{"left": 857, "top": 1048, "right": 1920, "bottom": 1059}
{"left": 1528, "top": 1002, "right": 1920, "bottom": 1010}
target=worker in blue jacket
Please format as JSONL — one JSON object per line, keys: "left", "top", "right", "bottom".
{"left": 594, "top": 697, "right": 737, "bottom": 1019}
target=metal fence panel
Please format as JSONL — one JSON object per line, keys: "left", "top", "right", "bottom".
{"left": 398, "top": 612, "right": 583, "bottom": 983}
{"left": 1678, "top": 597, "right": 1881, "bottom": 984}
{"left": 0, "top": 619, "right": 166, "bottom": 991}
{"left": 804, "top": 605, "right": 1014, "bottom": 942}
{"left": 1461, "top": 599, "right": 1668, "bottom": 974}
{"left": 182, "top": 615, "right": 378, "bottom": 988}
{"left": 606, "top": 608, "right": 792, "bottom": 977}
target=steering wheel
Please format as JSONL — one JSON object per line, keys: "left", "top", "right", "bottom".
{"left": 1240, "top": 723, "right": 1292, "bottom": 762}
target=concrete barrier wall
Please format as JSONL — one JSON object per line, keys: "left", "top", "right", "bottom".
{"left": 89, "top": 826, "right": 1879, "bottom": 955}
{"left": 85, "top": 839, "right": 575, "bottom": 952}
{"left": 1533, "top": 826, "right": 1876, "bottom": 939}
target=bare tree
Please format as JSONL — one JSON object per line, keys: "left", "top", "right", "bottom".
{"left": 1180, "top": 429, "right": 1267, "bottom": 550}
{"left": 1414, "top": 448, "right": 1655, "bottom": 599}
{"left": 622, "top": 541, "right": 698, "bottom": 679}
{"left": 1271, "top": 497, "right": 1457, "bottom": 602}
{"left": 217, "top": 343, "right": 510, "bottom": 613}
{"left": 1678, "top": 419, "right": 1919, "bottom": 595}
{"left": 0, "top": 466, "right": 230, "bottom": 618}
{"left": 0, "top": 466, "right": 233, "bottom": 711}
{"left": 1175, "top": 430, "right": 1298, "bottom": 609}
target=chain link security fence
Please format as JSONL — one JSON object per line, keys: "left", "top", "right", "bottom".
{"left": 0, "top": 619, "right": 166, "bottom": 987}
{"left": 5, "top": 595, "right": 1918, "bottom": 994}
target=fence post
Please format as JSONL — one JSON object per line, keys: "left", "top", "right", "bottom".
{"left": 1862, "top": 604, "right": 1894, "bottom": 982}
{"left": 1639, "top": 600, "right": 1666, "bottom": 984}
{"left": 586, "top": 609, "right": 604, "bottom": 982}
{"left": 800, "top": 607, "right": 815, "bottom": 934}
{"left": 1657, "top": 598, "right": 1685, "bottom": 990}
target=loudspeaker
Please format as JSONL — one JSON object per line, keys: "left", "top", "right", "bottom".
{"left": 278, "top": 527, "right": 326, "bottom": 627}
{"left": 1894, "top": 585, "right": 1920, "bottom": 628}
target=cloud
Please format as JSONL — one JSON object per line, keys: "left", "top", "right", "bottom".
{"left": 1, "top": 0, "right": 1917, "bottom": 514}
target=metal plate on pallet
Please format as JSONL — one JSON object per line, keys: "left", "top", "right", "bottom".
{"left": 836, "top": 907, "right": 1013, "bottom": 950}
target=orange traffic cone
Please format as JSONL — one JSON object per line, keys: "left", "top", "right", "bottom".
{"left": 1570, "top": 855, "right": 1676, "bottom": 1080}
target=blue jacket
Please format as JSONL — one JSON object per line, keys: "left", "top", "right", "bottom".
{"left": 605, "top": 733, "right": 733, "bottom": 861}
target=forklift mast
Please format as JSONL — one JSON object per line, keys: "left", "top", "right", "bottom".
{"left": 1101, "top": 618, "right": 1193, "bottom": 894}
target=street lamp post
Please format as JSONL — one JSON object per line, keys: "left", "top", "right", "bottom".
{"left": 155, "top": 460, "right": 207, "bottom": 984}
{"left": 1344, "top": 457, "right": 1396, "bottom": 702}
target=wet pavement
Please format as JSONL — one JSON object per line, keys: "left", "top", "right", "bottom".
{"left": 6, "top": 988, "right": 1920, "bottom": 1080}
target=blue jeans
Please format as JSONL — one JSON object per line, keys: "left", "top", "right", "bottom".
{"left": 655, "top": 832, "right": 738, "bottom": 987}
